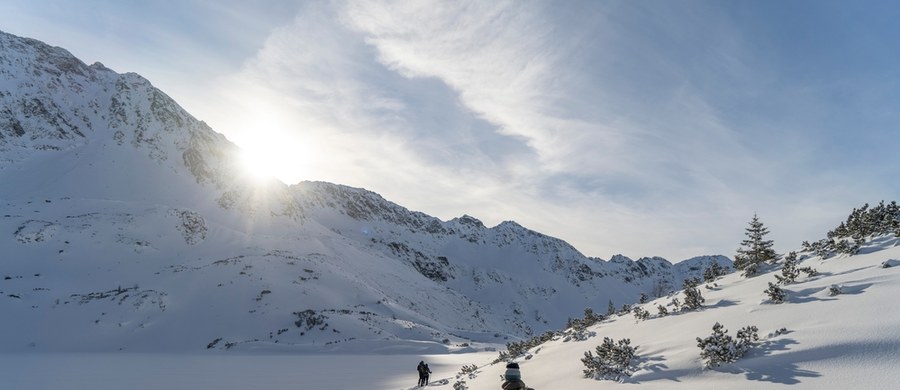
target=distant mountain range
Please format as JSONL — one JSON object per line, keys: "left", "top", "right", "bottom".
{"left": 0, "top": 30, "right": 730, "bottom": 353}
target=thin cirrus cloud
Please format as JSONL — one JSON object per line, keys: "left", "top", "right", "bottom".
{"left": 183, "top": 0, "right": 897, "bottom": 260}
{"left": 2, "top": 0, "right": 898, "bottom": 260}
{"left": 227, "top": 1, "right": 769, "bottom": 255}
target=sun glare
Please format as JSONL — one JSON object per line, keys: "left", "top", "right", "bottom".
{"left": 230, "top": 103, "right": 316, "bottom": 185}
{"left": 240, "top": 148, "right": 278, "bottom": 180}
{"left": 238, "top": 139, "right": 310, "bottom": 185}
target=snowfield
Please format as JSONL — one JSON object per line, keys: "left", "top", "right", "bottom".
{"left": 3, "top": 242, "right": 899, "bottom": 389}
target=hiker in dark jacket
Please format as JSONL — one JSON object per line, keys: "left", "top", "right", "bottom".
{"left": 417, "top": 361, "right": 428, "bottom": 387}
{"left": 501, "top": 362, "right": 529, "bottom": 390}
{"left": 422, "top": 363, "right": 432, "bottom": 385}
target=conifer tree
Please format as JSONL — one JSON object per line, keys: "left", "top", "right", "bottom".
{"left": 581, "top": 337, "right": 636, "bottom": 381}
{"left": 656, "top": 304, "right": 668, "bottom": 316}
{"left": 632, "top": 306, "right": 650, "bottom": 322}
{"left": 734, "top": 214, "right": 779, "bottom": 276}
{"left": 697, "top": 323, "right": 759, "bottom": 367}
{"left": 682, "top": 286, "right": 705, "bottom": 311}
{"left": 764, "top": 282, "right": 786, "bottom": 303}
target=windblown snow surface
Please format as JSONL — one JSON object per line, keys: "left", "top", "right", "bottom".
{"left": 3, "top": 240, "right": 899, "bottom": 389}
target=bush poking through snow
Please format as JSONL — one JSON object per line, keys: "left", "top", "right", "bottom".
{"left": 802, "top": 201, "right": 900, "bottom": 258}
{"left": 682, "top": 286, "right": 705, "bottom": 311}
{"left": 776, "top": 251, "right": 818, "bottom": 285}
{"left": 769, "top": 327, "right": 789, "bottom": 338}
{"left": 581, "top": 337, "right": 636, "bottom": 381}
{"left": 682, "top": 277, "right": 701, "bottom": 289}
{"left": 453, "top": 364, "right": 479, "bottom": 389}
{"left": 696, "top": 322, "right": 759, "bottom": 368}
{"left": 633, "top": 306, "right": 650, "bottom": 322}
{"left": 829, "top": 285, "right": 843, "bottom": 296}
{"left": 498, "top": 331, "right": 558, "bottom": 362}
{"left": 764, "top": 282, "right": 786, "bottom": 303}
{"left": 458, "top": 364, "right": 478, "bottom": 378}
{"left": 703, "top": 262, "right": 729, "bottom": 283}
{"left": 565, "top": 308, "right": 602, "bottom": 342}
{"left": 657, "top": 304, "right": 668, "bottom": 317}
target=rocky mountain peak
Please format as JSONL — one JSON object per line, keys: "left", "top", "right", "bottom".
{"left": 0, "top": 30, "right": 733, "bottom": 352}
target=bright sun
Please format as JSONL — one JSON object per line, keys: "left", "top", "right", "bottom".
{"left": 231, "top": 105, "right": 314, "bottom": 185}
{"left": 238, "top": 139, "right": 310, "bottom": 185}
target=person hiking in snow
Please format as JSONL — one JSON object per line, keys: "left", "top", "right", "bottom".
{"left": 501, "top": 362, "right": 530, "bottom": 390}
{"left": 417, "top": 361, "right": 428, "bottom": 387}
{"left": 422, "top": 363, "right": 432, "bottom": 386}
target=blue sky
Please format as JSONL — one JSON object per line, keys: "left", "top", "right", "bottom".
{"left": 3, "top": 0, "right": 898, "bottom": 261}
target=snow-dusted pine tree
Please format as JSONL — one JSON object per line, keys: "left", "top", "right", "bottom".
{"left": 696, "top": 322, "right": 758, "bottom": 367}
{"left": 581, "top": 337, "right": 636, "bottom": 381}
{"left": 764, "top": 282, "right": 786, "bottom": 303}
{"left": 656, "top": 304, "right": 668, "bottom": 316}
{"left": 775, "top": 251, "right": 801, "bottom": 285}
{"left": 682, "top": 286, "right": 705, "bottom": 311}
{"left": 775, "top": 251, "right": 817, "bottom": 285}
{"left": 734, "top": 214, "right": 779, "bottom": 277}
{"left": 632, "top": 306, "right": 650, "bottom": 322}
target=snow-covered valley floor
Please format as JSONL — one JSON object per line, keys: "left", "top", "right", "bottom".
{"left": 5, "top": 241, "right": 900, "bottom": 389}
{"left": 0, "top": 352, "right": 494, "bottom": 390}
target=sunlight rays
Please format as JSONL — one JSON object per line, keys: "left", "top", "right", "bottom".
{"left": 233, "top": 107, "right": 313, "bottom": 186}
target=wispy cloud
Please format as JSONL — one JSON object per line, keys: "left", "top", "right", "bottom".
{"left": 6, "top": 0, "right": 897, "bottom": 260}
{"left": 210, "top": 0, "right": 899, "bottom": 260}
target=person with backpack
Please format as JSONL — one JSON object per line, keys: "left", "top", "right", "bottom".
{"left": 422, "top": 363, "right": 432, "bottom": 386}
{"left": 417, "top": 361, "right": 428, "bottom": 387}
{"left": 501, "top": 362, "right": 530, "bottom": 390}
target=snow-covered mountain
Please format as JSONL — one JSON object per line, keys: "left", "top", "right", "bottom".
{"left": 0, "top": 30, "right": 730, "bottom": 353}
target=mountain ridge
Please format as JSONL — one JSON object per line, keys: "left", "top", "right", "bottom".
{"left": 0, "top": 30, "right": 731, "bottom": 353}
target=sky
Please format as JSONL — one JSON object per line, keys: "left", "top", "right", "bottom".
{"left": 2, "top": 0, "right": 899, "bottom": 261}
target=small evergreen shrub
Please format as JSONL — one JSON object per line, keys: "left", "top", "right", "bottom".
{"left": 703, "top": 262, "right": 729, "bottom": 282}
{"left": 682, "top": 286, "right": 705, "bottom": 311}
{"left": 459, "top": 364, "right": 478, "bottom": 377}
{"left": 498, "top": 331, "right": 558, "bottom": 362}
{"left": 682, "top": 277, "right": 701, "bottom": 289}
{"left": 769, "top": 327, "right": 789, "bottom": 337}
{"left": 829, "top": 285, "right": 843, "bottom": 296}
{"left": 581, "top": 337, "right": 636, "bottom": 381}
{"left": 656, "top": 304, "right": 668, "bottom": 317}
{"left": 764, "top": 282, "right": 786, "bottom": 303}
{"left": 802, "top": 201, "right": 900, "bottom": 258}
{"left": 632, "top": 306, "right": 650, "bottom": 322}
{"left": 565, "top": 308, "right": 603, "bottom": 342}
{"left": 454, "top": 363, "right": 478, "bottom": 389}
{"left": 696, "top": 322, "right": 759, "bottom": 367}
{"left": 775, "top": 251, "right": 818, "bottom": 285}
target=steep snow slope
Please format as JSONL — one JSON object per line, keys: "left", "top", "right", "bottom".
{"left": 460, "top": 238, "right": 900, "bottom": 389}
{"left": 0, "top": 30, "right": 730, "bottom": 353}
